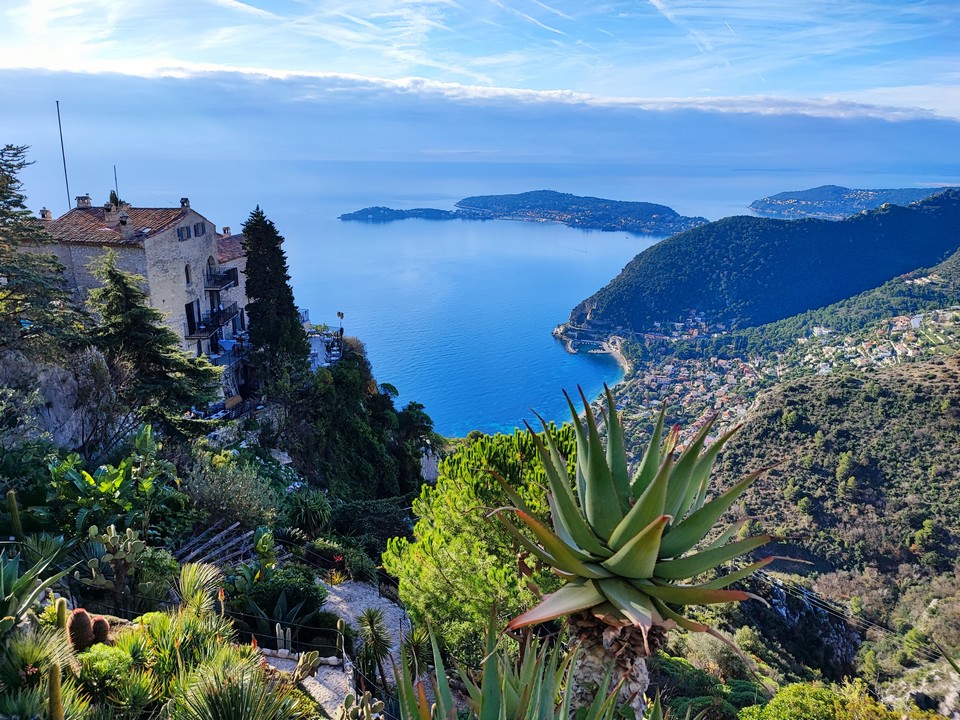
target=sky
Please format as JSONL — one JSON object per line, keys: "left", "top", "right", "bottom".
{"left": 2, "top": 0, "right": 960, "bottom": 220}
{"left": 1, "top": 0, "right": 959, "bottom": 119}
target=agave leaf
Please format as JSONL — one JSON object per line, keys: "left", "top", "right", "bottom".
{"left": 530, "top": 417, "right": 612, "bottom": 558}
{"left": 563, "top": 390, "right": 589, "bottom": 501}
{"left": 478, "top": 620, "right": 501, "bottom": 720}
{"left": 429, "top": 628, "right": 455, "bottom": 716}
{"left": 596, "top": 577, "right": 661, "bottom": 628}
{"left": 690, "top": 425, "right": 742, "bottom": 512}
{"left": 602, "top": 386, "right": 632, "bottom": 515}
{"left": 601, "top": 515, "right": 671, "bottom": 579}
{"left": 490, "top": 469, "right": 533, "bottom": 516}
{"left": 495, "top": 512, "right": 568, "bottom": 570}
{"left": 654, "top": 535, "right": 772, "bottom": 581}
{"left": 514, "top": 511, "right": 613, "bottom": 578}
{"left": 579, "top": 387, "right": 627, "bottom": 537}
{"left": 701, "top": 518, "right": 754, "bottom": 553}
{"left": 664, "top": 417, "right": 716, "bottom": 521}
{"left": 631, "top": 403, "right": 666, "bottom": 500}
{"left": 608, "top": 454, "right": 674, "bottom": 550}
{"left": 699, "top": 557, "right": 776, "bottom": 589}
{"left": 659, "top": 468, "right": 767, "bottom": 558}
{"left": 506, "top": 580, "right": 605, "bottom": 630}
{"left": 634, "top": 579, "right": 757, "bottom": 606}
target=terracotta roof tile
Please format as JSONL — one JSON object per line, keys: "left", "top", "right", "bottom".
{"left": 47, "top": 206, "right": 186, "bottom": 246}
{"left": 217, "top": 234, "right": 245, "bottom": 263}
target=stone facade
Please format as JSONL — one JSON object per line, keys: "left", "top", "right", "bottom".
{"left": 35, "top": 195, "right": 251, "bottom": 397}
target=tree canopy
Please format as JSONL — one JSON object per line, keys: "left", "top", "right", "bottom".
{"left": 0, "top": 144, "right": 82, "bottom": 353}
{"left": 88, "top": 251, "right": 220, "bottom": 443}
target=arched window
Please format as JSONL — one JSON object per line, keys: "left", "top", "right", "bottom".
{"left": 185, "top": 265, "right": 192, "bottom": 285}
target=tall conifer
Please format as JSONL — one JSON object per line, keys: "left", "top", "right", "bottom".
{"left": 240, "top": 207, "right": 309, "bottom": 378}
{"left": 88, "top": 252, "right": 220, "bottom": 433}
{"left": 0, "top": 144, "right": 82, "bottom": 353}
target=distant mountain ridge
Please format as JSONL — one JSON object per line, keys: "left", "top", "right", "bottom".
{"left": 567, "top": 189, "right": 960, "bottom": 334}
{"left": 339, "top": 190, "right": 708, "bottom": 235}
{"left": 749, "top": 184, "right": 947, "bottom": 220}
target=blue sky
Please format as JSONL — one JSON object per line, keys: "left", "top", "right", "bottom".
{"left": 1, "top": 0, "right": 959, "bottom": 118}
{"left": 2, "top": 0, "right": 960, "bottom": 220}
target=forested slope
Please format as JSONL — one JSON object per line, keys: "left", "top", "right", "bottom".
{"left": 571, "top": 190, "right": 960, "bottom": 332}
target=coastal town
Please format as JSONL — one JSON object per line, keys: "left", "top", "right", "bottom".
{"left": 559, "top": 300, "right": 960, "bottom": 456}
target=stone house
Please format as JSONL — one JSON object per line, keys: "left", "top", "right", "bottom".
{"left": 36, "top": 194, "right": 250, "bottom": 396}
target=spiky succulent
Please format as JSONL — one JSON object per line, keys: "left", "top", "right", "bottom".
{"left": 495, "top": 387, "right": 772, "bottom": 644}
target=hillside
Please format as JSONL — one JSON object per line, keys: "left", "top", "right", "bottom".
{"left": 713, "top": 357, "right": 960, "bottom": 574}
{"left": 568, "top": 189, "right": 960, "bottom": 333}
{"left": 749, "top": 185, "right": 946, "bottom": 220}
{"left": 340, "top": 189, "right": 708, "bottom": 235}
{"left": 683, "top": 242, "right": 960, "bottom": 359}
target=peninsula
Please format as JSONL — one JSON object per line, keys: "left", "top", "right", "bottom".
{"left": 749, "top": 184, "right": 946, "bottom": 220}
{"left": 339, "top": 189, "right": 709, "bottom": 235}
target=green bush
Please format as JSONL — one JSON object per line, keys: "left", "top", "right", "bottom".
{"left": 669, "top": 694, "right": 739, "bottom": 720}
{"left": 281, "top": 487, "right": 332, "bottom": 537}
{"left": 738, "top": 683, "right": 839, "bottom": 720}
{"left": 343, "top": 548, "right": 378, "bottom": 584}
{"left": 247, "top": 563, "right": 327, "bottom": 613}
{"left": 77, "top": 644, "right": 133, "bottom": 701}
{"left": 183, "top": 454, "right": 277, "bottom": 529}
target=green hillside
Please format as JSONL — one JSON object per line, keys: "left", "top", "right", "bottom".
{"left": 570, "top": 190, "right": 960, "bottom": 333}
{"left": 713, "top": 357, "right": 960, "bottom": 574}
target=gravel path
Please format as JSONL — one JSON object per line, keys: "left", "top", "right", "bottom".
{"left": 266, "top": 580, "right": 411, "bottom": 717}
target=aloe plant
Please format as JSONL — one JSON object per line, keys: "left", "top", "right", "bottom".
{"left": 494, "top": 387, "right": 772, "bottom": 716}
{"left": 1, "top": 549, "right": 72, "bottom": 639}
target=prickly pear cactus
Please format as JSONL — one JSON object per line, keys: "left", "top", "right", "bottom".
{"left": 335, "top": 691, "right": 384, "bottom": 720}
{"left": 74, "top": 524, "right": 147, "bottom": 609}
{"left": 292, "top": 650, "right": 321, "bottom": 684}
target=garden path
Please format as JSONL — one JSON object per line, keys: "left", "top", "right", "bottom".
{"left": 267, "top": 579, "right": 412, "bottom": 717}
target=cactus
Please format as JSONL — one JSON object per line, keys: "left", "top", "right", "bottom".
{"left": 49, "top": 661, "right": 64, "bottom": 720}
{"left": 55, "top": 597, "right": 68, "bottom": 629}
{"left": 337, "top": 618, "right": 346, "bottom": 657}
{"left": 275, "top": 622, "right": 292, "bottom": 651}
{"left": 92, "top": 615, "right": 110, "bottom": 644}
{"left": 335, "top": 691, "right": 384, "bottom": 720}
{"left": 66, "top": 608, "right": 94, "bottom": 651}
{"left": 292, "top": 650, "right": 321, "bottom": 684}
{"left": 6, "top": 489, "right": 23, "bottom": 540}
{"left": 75, "top": 524, "right": 148, "bottom": 611}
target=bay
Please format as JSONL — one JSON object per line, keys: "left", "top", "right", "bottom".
{"left": 268, "top": 160, "right": 958, "bottom": 438}
{"left": 287, "top": 213, "right": 655, "bottom": 437}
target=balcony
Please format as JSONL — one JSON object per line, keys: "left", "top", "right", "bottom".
{"left": 204, "top": 267, "right": 239, "bottom": 291}
{"left": 184, "top": 302, "right": 239, "bottom": 339}
{"left": 208, "top": 343, "right": 246, "bottom": 368}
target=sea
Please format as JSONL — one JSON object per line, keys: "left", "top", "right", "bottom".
{"left": 254, "top": 160, "right": 957, "bottom": 437}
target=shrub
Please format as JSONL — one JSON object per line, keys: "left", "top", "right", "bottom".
{"left": 343, "top": 548, "right": 378, "bottom": 584}
{"left": 739, "top": 683, "right": 839, "bottom": 720}
{"left": 247, "top": 563, "right": 327, "bottom": 613}
{"left": 183, "top": 454, "right": 277, "bottom": 529}
{"left": 281, "top": 487, "right": 331, "bottom": 536}
{"left": 77, "top": 644, "right": 133, "bottom": 701}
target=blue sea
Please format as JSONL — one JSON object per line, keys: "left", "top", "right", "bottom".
{"left": 261, "top": 160, "right": 956, "bottom": 437}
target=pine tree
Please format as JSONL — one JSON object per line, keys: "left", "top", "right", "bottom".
{"left": 88, "top": 251, "right": 220, "bottom": 436}
{"left": 0, "top": 144, "right": 83, "bottom": 353}
{"left": 241, "top": 207, "right": 309, "bottom": 379}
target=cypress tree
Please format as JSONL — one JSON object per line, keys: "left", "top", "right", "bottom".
{"left": 240, "top": 207, "right": 309, "bottom": 379}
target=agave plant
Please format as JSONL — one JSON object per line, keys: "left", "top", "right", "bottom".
{"left": 1, "top": 549, "right": 72, "bottom": 638}
{"left": 493, "top": 387, "right": 773, "bottom": 717}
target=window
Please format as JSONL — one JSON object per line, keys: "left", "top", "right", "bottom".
{"left": 176, "top": 225, "right": 192, "bottom": 241}
{"left": 185, "top": 265, "right": 192, "bottom": 285}
{"left": 193, "top": 222, "right": 206, "bottom": 236}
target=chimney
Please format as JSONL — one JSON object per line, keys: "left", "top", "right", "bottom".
{"left": 118, "top": 211, "right": 134, "bottom": 240}
{"left": 76, "top": 194, "right": 92, "bottom": 209}
{"left": 104, "top": 202, "right": 119, "bottom": 225}
{"left": 180, "top": 197, "right": 190, "bottom": 209}
{"left": 221, "top": 226, "right": 231, "bottom": 237}
{"left": 39, "top": 208, "right": 52, "bottom": 221}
